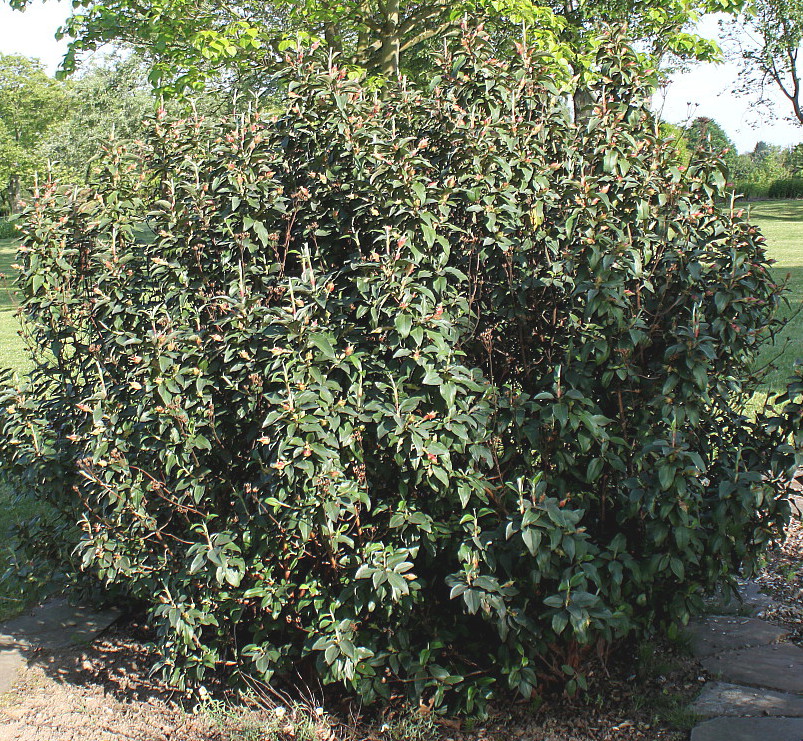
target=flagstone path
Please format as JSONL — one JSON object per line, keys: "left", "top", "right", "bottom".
{"left": 0, "top": 598, "right": 119, "bottom": 694}
{"left": 687, "top": 492, "right": 803, "bottom": 741}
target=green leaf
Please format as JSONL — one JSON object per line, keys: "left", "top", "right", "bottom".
{"left": 395, "top": 314, "right": 412, "bottom": 338}
{"left": 522, "top": 527, "right": 541, "bottom": 556}
{"left": 309, "top": 333, "right": 336, "bottom": 360}
{"left": 441, "top": 382, "right": 457, "bottom": 409}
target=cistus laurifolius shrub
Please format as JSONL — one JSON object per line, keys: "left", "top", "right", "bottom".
{"left": 1, "top": 29, "right": 800, "bottom": 711}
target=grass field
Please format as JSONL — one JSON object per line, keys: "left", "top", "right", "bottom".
{"left": 0, "top": 236, "right": 36, "bottom": 620}
{"left": 0, "top": 236, "right": 28, "bottom": 373}
{"left": 744, "top": 200, "right": 803, "bottom": 393}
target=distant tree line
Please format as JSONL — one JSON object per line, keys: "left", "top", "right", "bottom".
{"left": 0, "top": 53, "right": 229, "bottom": 217}
{"left": 676, "top": 115, "right": 803, "bottom": 199}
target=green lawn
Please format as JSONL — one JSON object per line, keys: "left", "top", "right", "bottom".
{"left": 745, "top": 200, "right": 803, "bottom": 394}
{"left": 0, "top": 237, "right": 38, "bottom": 620}
{"left": 0, "top": 237, "right": 28, "bottom": 373}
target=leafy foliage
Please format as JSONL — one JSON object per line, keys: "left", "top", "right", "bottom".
{"left": 8, "top": 0, "right": 741, "bottom": 93}
{"left": 0, "top": 55, "right": 71, "bottom": 214}
{"left": 683, "top": 116, "right": 738, "bottom": 174}
{"left": 732, "top": 180, "right": 770, "bottom": 200}
{"left": 37, "top": 57, "right": 157, "bottom": 186}
{"left": 0, "top": 217, "right": 16, "bottom": 240}
{"left": 728, "top": 140, "right": 803, "bottom": 198}
{"left": 767, "top": 177, "right": 803, "bottom": 198}
{"left": 679, "top": 124, "right": 803, "bottom": 198}
{"left": 0, "top": 55, "right": 69, "bottom": 149}
{"left": 1, "top": 30, "right": 799, "bottom": 712}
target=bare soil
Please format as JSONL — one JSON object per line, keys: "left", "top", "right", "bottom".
{"left": 0, "top": 632, "right": 211, "bottom": 741}
{"left": 0, "top": 621, "right": 699, "bottom": 740}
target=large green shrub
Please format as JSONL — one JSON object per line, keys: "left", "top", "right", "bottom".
{"left": 1, "top": 31, "right": 800, "bottom": 711}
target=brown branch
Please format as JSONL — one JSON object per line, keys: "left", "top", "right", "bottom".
{"left": 397, "top": 2, "right": 448, "bottom": 36}
{"left": 400, "top": 20, "right": 454, "bottom": 54}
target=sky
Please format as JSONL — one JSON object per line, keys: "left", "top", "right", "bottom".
{"left": 0, "top": 0, "right": 68, "bottom": 72}
{"left": 1, "top": 2, "right": 802, "bottom": 154}
{"left": 655, "top": 14, "right": 803, "bottom": 154}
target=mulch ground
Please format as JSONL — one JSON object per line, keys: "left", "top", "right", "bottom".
{"left": 753, "top": 516, "right": 803, "bottom": 643}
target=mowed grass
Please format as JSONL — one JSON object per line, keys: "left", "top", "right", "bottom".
{"left": 745, "top": 200, "right": 803, "bottom": 394}
{"left": 0, "top": 236, "right": 39, "bottom": 621}
{"left": 0, "top": 236, "right": 28, "bottom": 373}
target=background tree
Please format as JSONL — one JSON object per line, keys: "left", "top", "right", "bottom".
{"left": 0, "top": 121, "right": 30, "bottom": 215}
{"left": 0, "top": 55, "right": 70, "bottom": 213}
{"left": 786, "top": 140, "right": 803, "bottom": 173}
{"left": 5, "top": 0, "right": 745, "bottom": 95}
{"left": 729, "top": 0, "right": 803, "bottom": 126}
{"left": 751, "top": 140, "right": 790, "bottom": 179}
{"left": 684, "top": 115, "right": 739, "bottom": 171}
{"left": 39, "top": 57, "right": 162, "bottom": 184}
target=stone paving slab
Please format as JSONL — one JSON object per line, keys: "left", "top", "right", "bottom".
{"left": 704, "top": 581, "right": 775, "bottom": 617}
{"left": 0, "top": 649, "right": 23, "bottom": 694}
{"left": 737, "top": 582, "right": 776, "bottom": 616}
{"left": 0, "top": 598, "right": 120, "bottom": 651}
{"left": 685, "top": 616, "right": 789, "bottom": 658}
{"left": 692, "top": 681, "right": 803, "bottom": 718}
{"left": 690, "top": 717, "right": 803, "bottom": 741}
{"left": 702, "top": 642, "right": 803, "bottom": 695}
{"left": 0, "top": 598, "right": 120, "bottom": 696}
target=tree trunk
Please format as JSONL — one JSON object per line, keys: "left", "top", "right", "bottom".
{"left": 375, "top": 0, "right": 400, "bottom": 76}
{"left": 6, "top": 174, "right": 19, "bottom": 214}
{"left": 572, "top": 86, "right": 595, "bottom": 125}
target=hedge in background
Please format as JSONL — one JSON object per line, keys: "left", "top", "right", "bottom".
{"left": 1, "top": 29, "right": 800, "bottom": 711}
{"left": 734, "top": 177, "right": 803, "bottom": 201}
{"left": 0, "top": 218, "right": 15, "bottom": 240}
{"left": 733, "top": 180, "right": 770, "bottom": 201}
{"left": 767, "top": 178, "right": 803, "bottom": 199}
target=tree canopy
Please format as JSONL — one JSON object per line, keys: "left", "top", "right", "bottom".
{"left": 0, "top": 55, "right": 70, "bottom": 213}
{"left": 0, "top": 55, "right": 69, "bottom": 149}
{"left": 6, "top": 0, "right": 746, "bottom": 94}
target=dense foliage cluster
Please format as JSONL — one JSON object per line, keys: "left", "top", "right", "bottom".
{"left": 0, "top": 217, "right": 15, "bottom": 239}
{"left": 767, "top": 177, "right": 803, "bottom": 199}
{"left": 1, "top": 31, "right": 799, "bottom": 711}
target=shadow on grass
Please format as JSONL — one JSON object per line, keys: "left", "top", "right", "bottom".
{"left": 748, "top": 206, "right": 803, "bottom": 222}
{"left": 756, "top": 264, "right": 803, "bottom": 396}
